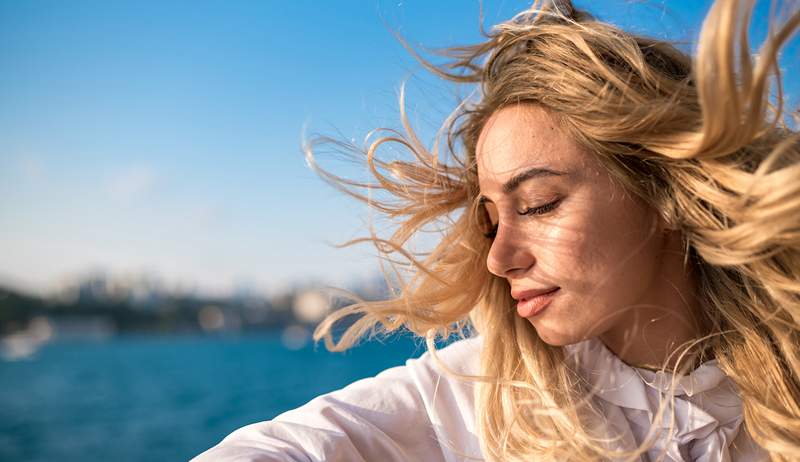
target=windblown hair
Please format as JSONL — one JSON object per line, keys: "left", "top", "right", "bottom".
{"left": 306, "top": 0, "right": 800, "bottom": 460}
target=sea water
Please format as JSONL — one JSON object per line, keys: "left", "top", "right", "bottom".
{"left": 0, "top": 331, "right": 426, "bottom": 461}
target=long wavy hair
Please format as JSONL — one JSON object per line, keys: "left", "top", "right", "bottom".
{"left": 305, "top": 0, "right": 800, "bottom": 460}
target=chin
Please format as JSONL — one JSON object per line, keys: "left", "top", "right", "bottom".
{"left": 531, "top": 327, "right": 586, "bottom": 347}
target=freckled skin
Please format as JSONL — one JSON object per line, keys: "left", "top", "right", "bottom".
{"left": 476, "top": 103, "right": 702, "bottom": 369}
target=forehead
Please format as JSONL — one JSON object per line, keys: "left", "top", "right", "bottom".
{"left": 476, "top": 104, "right": 589, "bottom": 184}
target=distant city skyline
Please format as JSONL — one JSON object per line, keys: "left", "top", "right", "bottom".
{"left": 2, "top": 0, "right": 796, "bottom": 298}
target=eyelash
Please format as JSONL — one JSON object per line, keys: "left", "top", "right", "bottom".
{"left": 483, "top": 197, "right": 563, "bottom": 239}
{"left": 517, "top": 197, "right": 562, "bottom": 216}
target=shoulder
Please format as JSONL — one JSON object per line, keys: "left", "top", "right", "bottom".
{"left": 276, "top": 334, "right": 484, "bottom": 461}
{"left": 310, "top": 334, "right": 482, "bottom": 406}
{"left": 397, "top": 335, "right": 484, "bottom": 459}
{"left": 408, "top": 334, "right": 483, "bottom": 375}
{"left": 310, "top": 334, "right": 483, "bottom": 422}
{"left": 191, "top": 335, "right": 484, "bottom": 462}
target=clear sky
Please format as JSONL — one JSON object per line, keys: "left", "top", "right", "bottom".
{"left": 1, "top": 0, "right": 796, "bottom": 298}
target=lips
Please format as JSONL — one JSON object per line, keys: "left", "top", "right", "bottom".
{"left": 511, "top": 287, "right": 560, "bottom": 301}
{"left": 514, "top": 287, "right": 560, "bottom": 318}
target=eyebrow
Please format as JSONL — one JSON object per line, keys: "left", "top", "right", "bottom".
{"left": 479, "top": 166, "right": 566, "bottom": 201}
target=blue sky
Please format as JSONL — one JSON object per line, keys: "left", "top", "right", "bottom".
{"left": 0, "top": 0, "right": 796, "bottom": 297}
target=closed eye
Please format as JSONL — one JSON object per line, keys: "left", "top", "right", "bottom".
{"left": 517, "top": 197, "right": 563, "bottom": 216}
{"left": 482, "top": 197, "right": 563, "bottom": 240}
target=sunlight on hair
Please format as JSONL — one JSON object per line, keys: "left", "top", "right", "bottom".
{"left": 304, "top": 1, "right": 800, "bottom": 460}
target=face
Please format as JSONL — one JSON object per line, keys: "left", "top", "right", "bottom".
{"left": 476, "top": 103, "right": 669, "bottom": 346}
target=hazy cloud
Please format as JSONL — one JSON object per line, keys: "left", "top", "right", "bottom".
{"left": 17, "top": 155, "right": 47, "bottom": 182}
{"left": 105, "top": 165, "right": 160, "bottom": 202}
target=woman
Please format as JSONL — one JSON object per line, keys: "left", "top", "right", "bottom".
{"left": 193, "top": 0, "right": 800, "bottom": 460}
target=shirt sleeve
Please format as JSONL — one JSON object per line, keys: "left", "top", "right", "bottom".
{"left": 190, "top": 356, "right": 449, "bottom": 462}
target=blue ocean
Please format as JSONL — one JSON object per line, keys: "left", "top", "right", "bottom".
{"left": 0, "top": 331, "right": 427, "bottom": 461}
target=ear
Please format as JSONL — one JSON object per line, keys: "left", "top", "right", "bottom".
{"left": 659, "top": 216, "right": 679, "bottom": 236}
{"left": 654, "top": 200, "right": 680, "bottom": 234}
{"left": 644, "top": 208, "right": 679, "bottom": 246}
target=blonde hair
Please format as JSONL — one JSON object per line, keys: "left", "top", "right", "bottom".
{"left": 306, "top": 0, "right": 800, "bottom": 460}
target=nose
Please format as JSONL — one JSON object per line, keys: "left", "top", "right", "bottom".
{"left": 485, "top": 221, "right": 535, "bottom": 279}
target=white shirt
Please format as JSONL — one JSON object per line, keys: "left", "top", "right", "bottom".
{"left": 191, "top": 335, "right": 767, "bottom": 461}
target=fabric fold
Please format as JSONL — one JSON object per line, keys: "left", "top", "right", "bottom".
{"left": 563, "top": 337, "right": 764, "bottom": 461}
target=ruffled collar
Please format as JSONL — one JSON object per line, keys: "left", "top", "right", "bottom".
{"left": 563, "top": 336, "right": 727, "bottom": 407}
{"left": 562, "top": 336, "right": 765, "bottom": 461}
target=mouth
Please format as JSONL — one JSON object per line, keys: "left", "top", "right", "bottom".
{"left": 515, "top": 287, "right": 560, "bottom": 318}
{"left": 511, "top": 286, "right": 560, "bottom": 301}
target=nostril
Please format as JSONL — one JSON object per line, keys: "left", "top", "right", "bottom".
{"left": 486, "top": 245, "right": 510, "bottom": 278}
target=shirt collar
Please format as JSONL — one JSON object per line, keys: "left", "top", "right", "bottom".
{"left": 562, "top": 336, "right": 728, "bottom": 412}
{"left": 561, "top": 336, "right": 759, "bottom": 461}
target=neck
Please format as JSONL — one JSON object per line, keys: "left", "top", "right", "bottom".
{"left": 599, "top": 230, "right": 707, "bottom": 373}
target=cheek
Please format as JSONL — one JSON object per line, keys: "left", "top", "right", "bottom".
{"left": 580, "top": 199, "right": 662, "bottom": 302}
{"left": 556, "top": 190, "right": 662, "bottom": 297}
